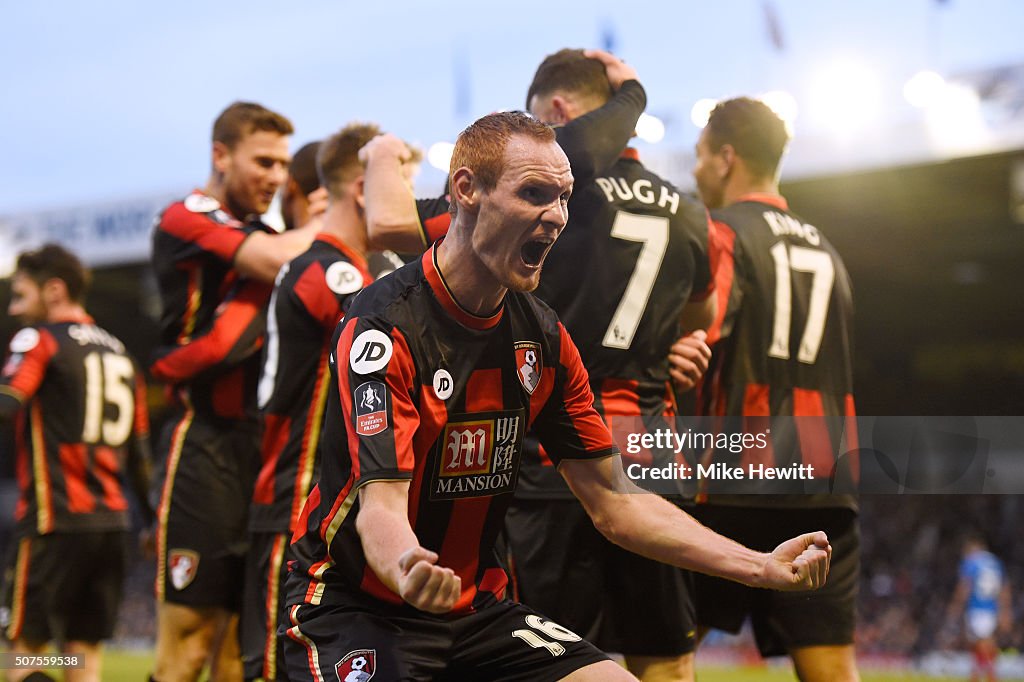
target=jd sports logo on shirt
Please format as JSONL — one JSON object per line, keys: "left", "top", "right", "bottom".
{"left": 433, "top": 369, "right": 454, "bottom": 400}
{"left": 325, "top": 261, "right": 364, "bottom": 295}
{"left": 350, "top": 330, "right": 393, "bottom": 374}
{"left": 184, "top": 194, "right": 220, "bottom": 213}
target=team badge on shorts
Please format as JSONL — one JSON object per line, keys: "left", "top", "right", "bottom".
{"left": 335, "top": 649, "right": 376, "bottom": 682}
{"left": 354, "top": 381, "right": 388, "bottom": 436}
{"left": 514, "top": 341, "right": 542, "bottom": 395}
{"left": 168, "top": 549, "right": 199, "bottom": 591}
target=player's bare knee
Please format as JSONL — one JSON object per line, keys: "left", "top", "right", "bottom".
{"left": 791, "top": 645, "right": 859, "bottom": 682}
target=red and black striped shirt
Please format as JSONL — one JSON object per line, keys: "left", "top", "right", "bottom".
{"left": 287, "top": 244, "right": 616, "bottom": 616}
{"left": 0, "top": 315, "right": 150, "bottom": 534}
{"left": 150, "top": 190, "right": 272, "bottom": 420}
{"left": 250, "top": 234, "right": 373, "bottom": 534}
{"left": 517, "top": 150, "right": 718, "bottom": 498}
{"left": 698, "top": 194, "right": 858, "bottom": 507}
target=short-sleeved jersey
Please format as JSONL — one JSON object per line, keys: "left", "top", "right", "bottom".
{"left": 150, "top": 190, "right": 273, "bottom": 420}
{"left": 250, "top": 234, "right": 373, "bottom": 534}
{"left": 517, "top": 151, "right": 716, "bottom": 498}
{"left": 698, "top": 194, "right": 857, "bottom": 507}
{"left": 287, "top": 244, "right": 616, "bottom": 617}
{"left": 0, "top": 316, "right": 149, "bottom": 534}
{"left": 961, "top": 550, "right": 1004, "bottom": 613}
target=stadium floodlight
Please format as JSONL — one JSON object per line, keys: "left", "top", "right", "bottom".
{"left": 690, "top": 98, "right": 718, "bottom": 128}
{"left": 635, "top": 113, "right": 665, "bottom": 143}
{"left": 924, "top": 81, "right": 983, "bottom": 147}
{"left": 809, "top": 59, "right": 881, "bottom": 136}
{"left": 760, "top": 90, "right": 799, "bottom": 133}
{"left": 904, "top": 70, "right": 947, "bottom": 108}
{"left": 427, "top": 141, "right": 455, "bottom": 172}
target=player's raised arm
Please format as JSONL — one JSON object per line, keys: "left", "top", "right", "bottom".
{"left": 559, "top": 455, "right": 831, "bottom": 590}
{"left": 551, "top": 49, "right": 646, "bottom": 184}
{"left": 361, "top": 133, "right": 432, "bottom": 253}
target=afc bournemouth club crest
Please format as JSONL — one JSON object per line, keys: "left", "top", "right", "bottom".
{"left": 335, "top": 649, "right": 376, "bottom": 682}
{"left": 168, "top": 549, "right": 199, "bottom": 591}
{"left": 514, "top": 341, "right": 542, "bottom": 395}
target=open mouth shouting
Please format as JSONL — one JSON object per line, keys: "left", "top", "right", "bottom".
{"left": 520, "top": 236, "right": 555, "bottom": 269}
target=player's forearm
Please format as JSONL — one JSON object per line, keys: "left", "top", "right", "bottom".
{"left": 235, "top": 224, "right": 319, "bottom": 282}
{"left": 355, "top": 499, "right": 420, "bottom": 593}
{"left": 364, "top": 155, "right": 424, "bottom": 252}
{"left": 150, "top": 294, "right": 266, "bottom": 382}
{"left": 595, "top": 491, "right": 769, "bottom": 587}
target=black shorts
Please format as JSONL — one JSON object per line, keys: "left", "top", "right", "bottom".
{"left": 153, "top": 411, "right": 259, "bottom": 610}
{"left": 2, "top": 531, "right": 128, "bottom": 644}
{"left": 241, "top": 531, "right": 290, "bottom": 681}
{"left": 691, "top": 505, "right": 859, "bottom": 657}
{"left": 505, "top": 498, "right": 696, "bottom": 657}
{"left": 281, "top": 599, "right": 609, "bottom": 682}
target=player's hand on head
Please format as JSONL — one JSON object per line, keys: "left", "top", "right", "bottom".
{"left": 583, "top": 49, "right": 639, "bottom": 91}
{"left": 668, "top": 330, "right": 711, "bottom": 392}
{"left": 762, "top": 531, "right": 831, "bottom": 591}
{"left": 306, "top": 187, "right": 329, "bottom": 219}
{"left": 359, "top": 133, "right": 413, "bottom": 165}
{"left": 397, "top": 545, "right": 462, "bottom": 613}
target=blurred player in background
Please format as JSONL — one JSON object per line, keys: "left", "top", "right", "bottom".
{"left": 944, "top": 535, "right": 1012, "bottom": 682}
{"left": 1, "top": 244, "right": 154, "bottom": 682}
{"left": 685, "top": 97, "right": 859, "bottom": 682}
{"left": 148, "top": 101, "right": 320, "bottom": 682}
{"left": 280, "top": 141, "right": 327, "bottom": 232}
{"left": 504, "top": 48, "right": 717, "bottom": 682}
{"left": 241, "top": 122, "right": 417, "bottom": 681}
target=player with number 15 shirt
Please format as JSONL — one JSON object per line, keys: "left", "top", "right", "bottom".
{"left": 0, "top": 245, "right": 152, "bottom": 681}
{"left": 0, "top": 249, "right": 151, "bottom": 538}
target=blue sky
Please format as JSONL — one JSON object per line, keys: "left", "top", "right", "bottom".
{"left": 2, "top": 0, "right": 1023, "bottom": 214}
